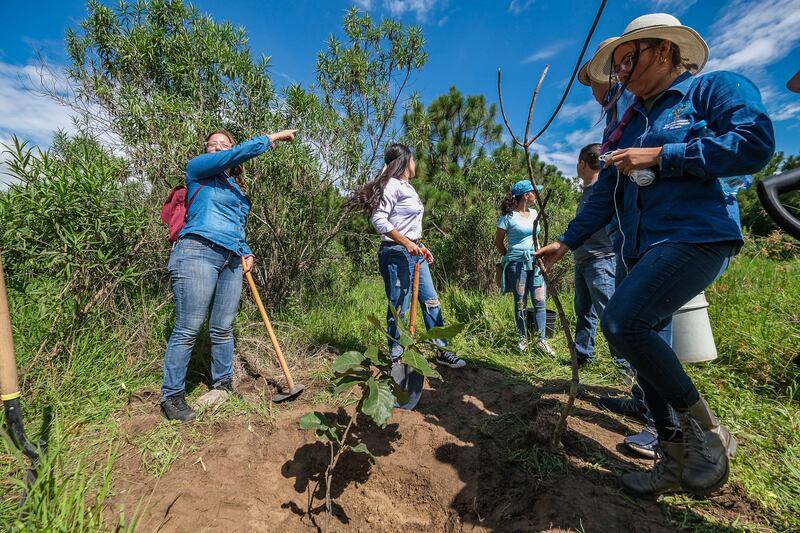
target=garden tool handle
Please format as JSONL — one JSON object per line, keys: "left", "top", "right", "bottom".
{"left": 242, "top": 261, "right": 295, "bottom": 390}
{"left": 757, "top": 167, "right": 800, "bottom": 241}
{"left": 0, "top": 257, "right": 20, "bottom": 401}
{"left": 409, "top": 261, "right": 421, "bottom": 336}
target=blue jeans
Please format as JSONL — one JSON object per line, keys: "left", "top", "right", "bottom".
{"left": 574, "top": 256, "right": 629, "bottom": 367}
{"left": 162, "top": 234, "right": 243, "bottom": 400}
{"left": 505, "top": 261, "right": 546, "bottom": 341}
{"left": 378, "top": 244, "right": 448, "bottom": 359}
{"left": 602, "top": 242, "right": 737, "bottom": 439}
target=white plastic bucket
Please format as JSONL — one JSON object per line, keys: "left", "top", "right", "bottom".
{"left": 672, "top": 291, "right": 718, "bottom": 363}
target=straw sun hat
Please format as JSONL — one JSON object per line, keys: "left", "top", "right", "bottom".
{"left": 587, "top": 13, "right": 709, "bottom": 83}
{"left": 578, "top": 36, "right": 619, "bottom": 86}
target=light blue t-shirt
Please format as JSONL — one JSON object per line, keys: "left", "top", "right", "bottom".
{"left": 497, "top": 208, "right": 540, "bottom": 263}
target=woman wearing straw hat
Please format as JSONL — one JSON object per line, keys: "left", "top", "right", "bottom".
{"left": 494, "top": 179, "right": 554, "bottom": 355}
{"left": 537, "top": 13, "right": 775, "bottom": 498}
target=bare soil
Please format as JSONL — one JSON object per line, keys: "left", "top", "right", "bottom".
{"left": 107, "top": 365, "right": 768, "bottom": 532}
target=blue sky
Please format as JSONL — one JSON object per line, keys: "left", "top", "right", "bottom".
{"left": 1, "top": 0, "right": 799, "bottom": 177}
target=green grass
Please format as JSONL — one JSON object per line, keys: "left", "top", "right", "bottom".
{"left": 1, "top": 256, "right": 798, "bottom": 531}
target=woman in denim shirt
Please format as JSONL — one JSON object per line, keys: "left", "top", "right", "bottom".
{"left": 537, "top": 14, "right": 774, "bottom": 498}
{"left": 348, "top": 144, "right": 465, "bottom": 369}
{"left": 161, "top": 128, "right": 297, "bottom": 422}
{"left": 494, "top": 180, "right": 554, "bottom": 355}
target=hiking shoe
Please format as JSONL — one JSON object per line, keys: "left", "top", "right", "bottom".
{"left": 678, "top": 395, "right": 733, "bottom": 496}
{"left": 161, "top": 394, "right": 196, "bottom": 422}
{"left": 598, "top": 395, "right": 647, "bottom": 422}
{"left": 213, "top": 379, "right": 242, "bottom": 399}
{"left": 435, "top": 350, "right": 466, "bottom": 368}
{"left": 625, "top": 426, "right": 659, "bottom": 458}
{"left": 534, "top": 340, "right": 556, "bottom": 356}
{"left": 517, "top": 337, "right": 529, "bottom": 352}
{"left": 621, "top": 440, "right": 684, "bottom": 498}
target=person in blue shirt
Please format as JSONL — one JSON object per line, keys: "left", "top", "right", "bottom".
{"left": 161, "top": 128, "right": 297, "bottom": 422}
{"left": 494, "top": 180, "right": 555, "bottom": 356}
{"left": 537, "top": 14, "right": 775, "bottom": 498}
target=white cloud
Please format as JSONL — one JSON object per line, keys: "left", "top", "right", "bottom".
{"left": 705, "top": 0, "right": 800, "bottom": 73}
{"left": 0, "top": 61, "right": 76, "bottom": 147}
{"left": 508, "top": 0, "right": 535, "bottom": 15}
{"left": 771, "top": 102, "right": 800, "bottom": 121}
{"left": 353, "top": 0, "right": 373, "bottom": 9}
{"left": 558, "top": 99, "right": 601, "bottom": 124}
{"left": 649, "top": 0, "right": 699, "bottom": 17}
{"left": 522, "top": 40, "right": 573, "bottom": 64}
{"left": 702, "top": 0, "right": 800, "bottom": 123}
{"left": 384, "top": 0, "right": 439, "bottom": 21}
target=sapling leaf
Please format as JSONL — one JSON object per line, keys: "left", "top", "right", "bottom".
{"left": 333, "top": 373, "right": 367, "bottom": 395}
{"left": 401, "top": 350, "right": 441, "bottom": 379}
{"left": 364, "top": 346, "right": 380, "bottom": 365}
{"left": 347, "top": 443, "right": 376, "bottom": 461}
{"left": 332, "top": 351, "right": 367, "bottom": 373}
{"left": 299, "top": 411, "right": 328, "bottom": 431}
{"left": 398, "top": 331, "right": 414, "bottom": 349}
{"left": 360, "top": 377, "right": 395, "bottom": 427}
{"left": 387, "top": 378, "right": 410, "bottom": 405}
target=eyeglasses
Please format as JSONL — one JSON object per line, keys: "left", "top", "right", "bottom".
{"left": 205, "top": 141, "right": 232, "bottom": 149}
{"left": 612, "top": 45, "right": 655, "bottom": 77}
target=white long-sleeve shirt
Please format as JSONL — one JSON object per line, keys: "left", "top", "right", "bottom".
{"left": 370, "top": 177, "right": 424, "bottom": 242}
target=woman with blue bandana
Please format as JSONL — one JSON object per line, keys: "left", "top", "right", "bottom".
{"left": 537, "top": 14, "right": 775, "bottom": 498}
{"left": 494, "top": 179, "right": 554, "bottom": 355}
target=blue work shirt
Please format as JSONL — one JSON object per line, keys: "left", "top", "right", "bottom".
{"left": 561, "top": 71, "right": 775, "bottom": 259}
{"left": 180, "top": 135, "right": 274, "bottom": 256}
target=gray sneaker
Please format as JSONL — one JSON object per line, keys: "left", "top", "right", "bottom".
{"left": 517, "top": 337, "right": 529, "bottom": 352}
{"left": 534, "top": 339, "right": 556, "bottom": 356}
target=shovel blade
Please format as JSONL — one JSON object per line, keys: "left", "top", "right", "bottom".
{"left": 390, "top": 363, "right": 424, "bottom": 410}
{"left": 272, "top": 383, "right": 305, "bottom": 403}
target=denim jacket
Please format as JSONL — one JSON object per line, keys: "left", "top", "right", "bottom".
{"left": 180, "top": 136, "right": 273, "bottom": 256}
{"left": 561, "top": 71, "right": 775, "bottom": 259}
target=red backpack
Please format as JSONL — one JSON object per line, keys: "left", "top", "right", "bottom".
{"left": 161, "top": 177, "right": 238, "bottom": 242}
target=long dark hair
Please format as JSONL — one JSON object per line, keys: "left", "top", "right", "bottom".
{"left": 205, "top": 129, "right": 247, "bottom": 192}
{"left": 348, "top": 144, "right": 413, "bottom": 212}
{"left": 499, "top": 192, "right": 522, "bottom": 217}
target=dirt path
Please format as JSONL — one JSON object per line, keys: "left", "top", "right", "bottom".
{"left": 107, "top": 365, "right": 766, "bottom": 532}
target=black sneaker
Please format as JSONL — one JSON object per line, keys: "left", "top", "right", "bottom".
{"left": 161, "top": 394, "right": 196, "bottom": 422}
{"left": 213, "top": 379, "right": 242, "bottom": 399}
{"left": 597, "top": 395, "right": 647, "bottom": 422}
{"left": 435, "top": 351, "right": 466, "bottom": 368}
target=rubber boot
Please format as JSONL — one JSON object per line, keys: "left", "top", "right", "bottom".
{"left": 620, "top": 440, "right": 684, "bottom": 498}
{"left": 678, "top": 395, "right": 732, "bottom": 496}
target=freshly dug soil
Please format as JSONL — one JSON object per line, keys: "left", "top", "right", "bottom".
{"left": 107, "top": 365, "right": 767, "bottom": 532}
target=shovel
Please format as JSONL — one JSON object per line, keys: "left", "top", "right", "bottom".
{"left": 242, "top": 260, "right": 305, "bottom": 403}
{"left": 0, "top": 256, "right": 43, "bottom": 496}
{"left": 391, "top": 259, "right": 424, "bottom": 410}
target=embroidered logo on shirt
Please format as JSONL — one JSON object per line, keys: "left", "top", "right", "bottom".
{"left": 663, "top": 104, "right": 692, "bottom": 130}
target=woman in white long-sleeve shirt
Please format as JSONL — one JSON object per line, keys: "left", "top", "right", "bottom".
{"left": 349, "top": 143, "right": 465, "bottom": 368}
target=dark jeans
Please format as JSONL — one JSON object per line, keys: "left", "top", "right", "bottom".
{"left": 378, "top": 243, "right": 447, "bottom": 359}
{"left": 162, "top": 234, "right": 243, "bottom": 400}
{"left": 602, "top": 242, "right": 737, "bottom": 439}
{"left": 574, "top": 256, "right": 629, "bottom": 366}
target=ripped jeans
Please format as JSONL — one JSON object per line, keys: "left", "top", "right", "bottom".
{"left": 378, "top": 243, "right": 448, "bottom": 359}
{"left": 505, "top": 261, "right": 547, "bottom": 341}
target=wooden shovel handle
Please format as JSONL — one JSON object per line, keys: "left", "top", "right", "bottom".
{"left": 242, "top": 261, "right": 295, "bottom": 390}
{"left": 0, "top": 257, "right": 20, "bottom": 401}
{"left": 409, "top": 262, "right": 421, "bottom": 336}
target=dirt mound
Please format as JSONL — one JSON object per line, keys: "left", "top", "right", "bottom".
{"left": 107, "top": 366, "right": 766, "bottom": 532}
